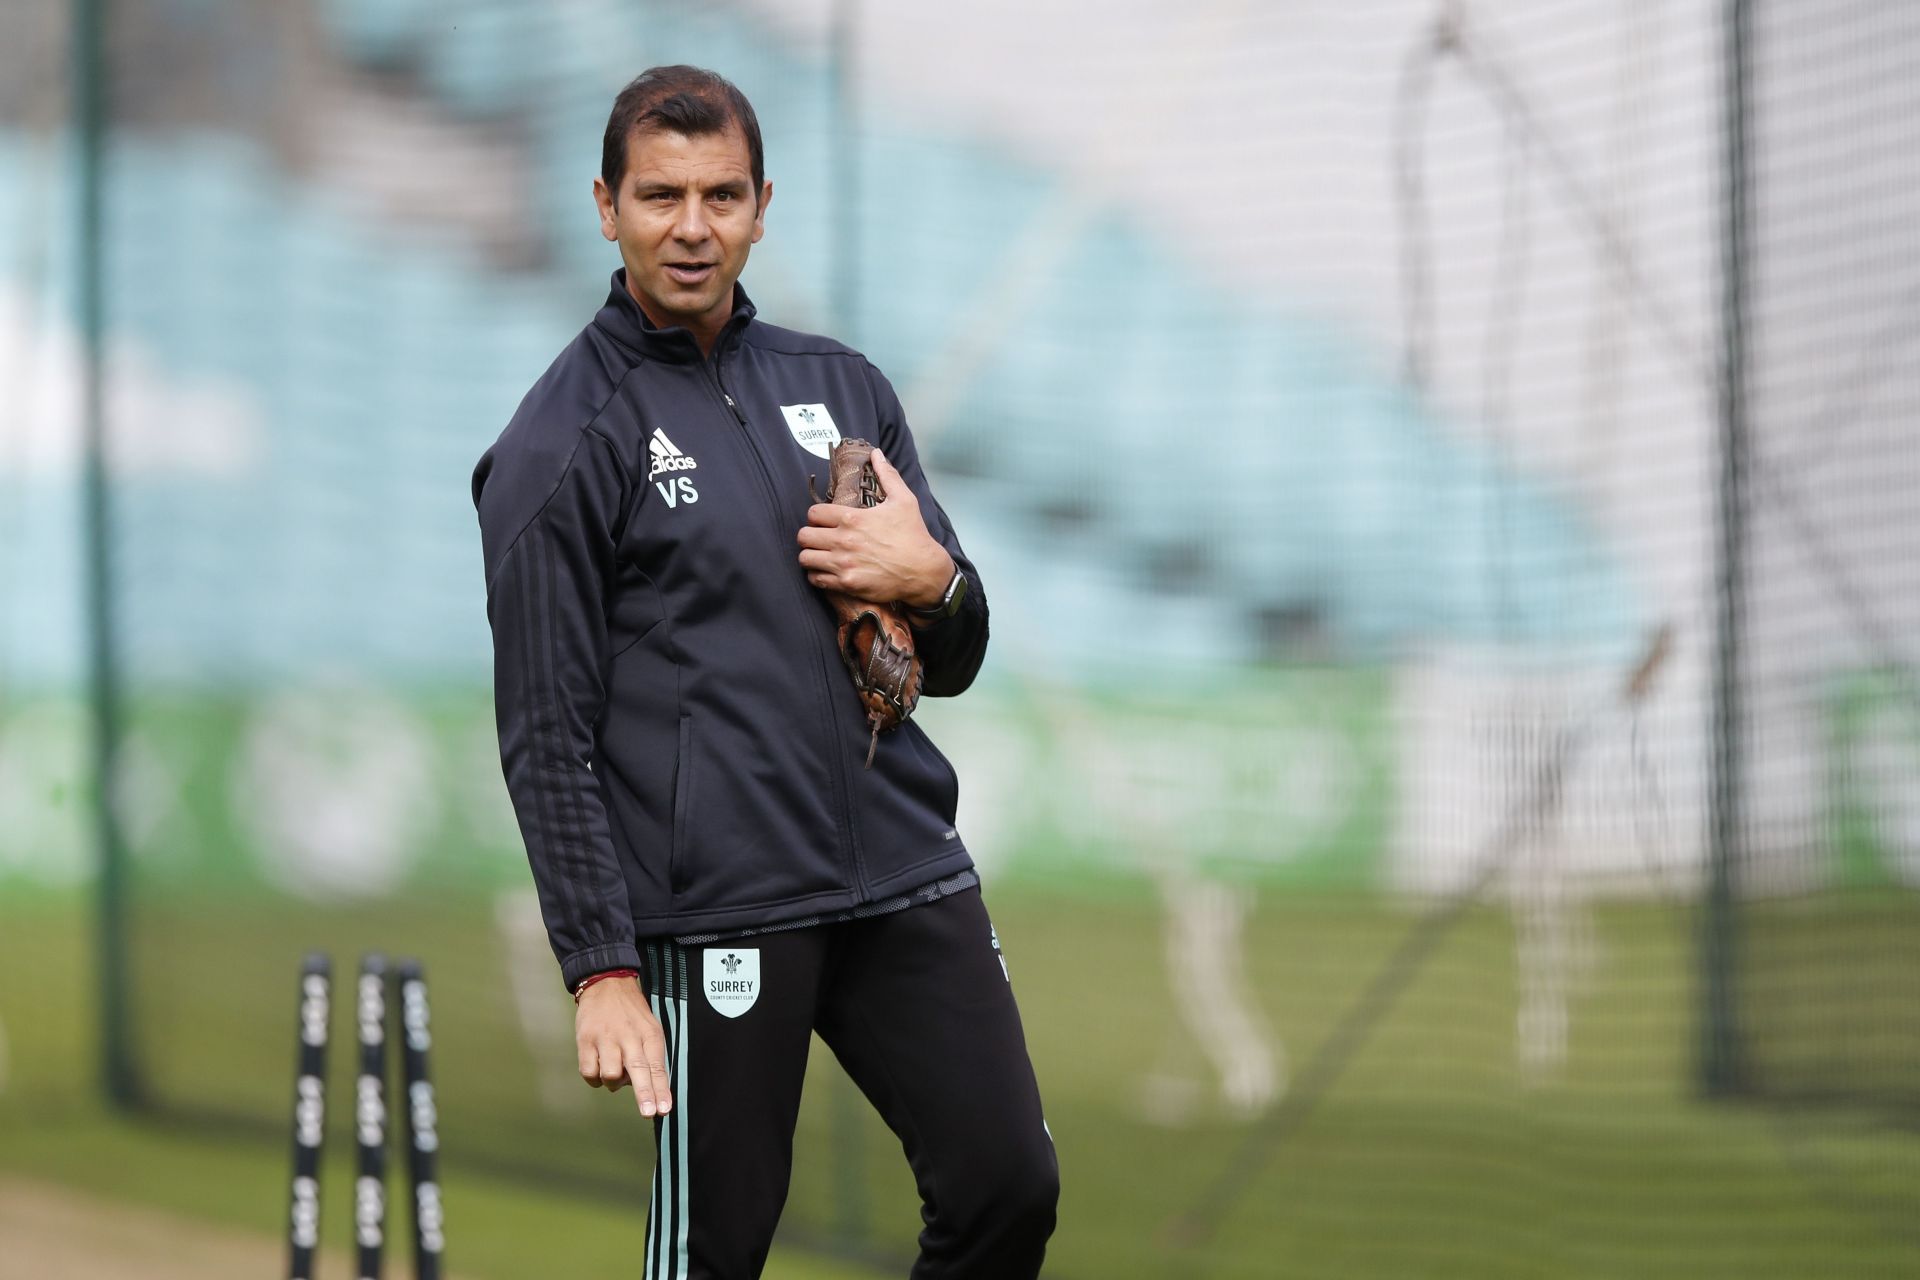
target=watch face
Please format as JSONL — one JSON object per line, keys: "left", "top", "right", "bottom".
{"left": 913, "top": 569, "right": 964, "bottom": 619}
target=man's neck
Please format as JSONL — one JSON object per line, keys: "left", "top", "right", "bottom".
{"left": 627, "top": 278, "right": 732, "bottom": 357}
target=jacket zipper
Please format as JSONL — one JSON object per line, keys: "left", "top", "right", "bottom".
{"left": 703, "top": 354, "right": 870, "bottom": 897}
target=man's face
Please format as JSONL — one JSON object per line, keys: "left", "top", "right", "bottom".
{"left": 594, "top": 124, "right": 771, "bottom": 342}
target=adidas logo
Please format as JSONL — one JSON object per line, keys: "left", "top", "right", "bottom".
{"left": 647, "top": 427, "right": 699, "bottom": 481}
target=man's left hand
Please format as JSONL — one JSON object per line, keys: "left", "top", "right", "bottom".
{"left": 797, "top": 448, "right": 953, "bottom": 606}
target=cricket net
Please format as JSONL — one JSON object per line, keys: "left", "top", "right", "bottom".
{"left": 1, "top": 2, "right": 1915, "bottom": 1276}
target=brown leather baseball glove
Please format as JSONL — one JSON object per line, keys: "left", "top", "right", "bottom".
{"left": 809, "top": 438, "right": 925, "bottom": 767}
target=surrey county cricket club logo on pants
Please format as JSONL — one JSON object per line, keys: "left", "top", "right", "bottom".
{"left": 703, "top": 949, "right": 760, "bottom": 1017}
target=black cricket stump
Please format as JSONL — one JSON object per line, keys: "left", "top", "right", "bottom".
{"left": 355, "top": 953, "right": 391, "bottom": 1280}
{"left": 285, "top": 953, "right": 331, "bottom": 1280}
{"left": 396, "top": 959, "right": 445, "bottom": 1280}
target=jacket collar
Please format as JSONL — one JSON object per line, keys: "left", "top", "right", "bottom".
{"left": 593, "top": 269, "right": 757, "bottom": 364}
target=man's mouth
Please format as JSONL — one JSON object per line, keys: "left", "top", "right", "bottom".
{"left": 665, "top": 262, "right": 717, "bottom": 285}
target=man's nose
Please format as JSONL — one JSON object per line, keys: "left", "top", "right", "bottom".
{"left": 672, "top": 201, "right": 710, "bottom": 243}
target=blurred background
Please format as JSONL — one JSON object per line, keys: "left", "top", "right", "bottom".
{"left": 2, "top": 0, "right": 1917, "bottom": 1276}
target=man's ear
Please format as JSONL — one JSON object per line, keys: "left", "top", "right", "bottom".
{"left": 751, "top": 179, "right": 773, "bottom": 244}
{"left": 593, "top": 176, "right": 618, "bottom": 243}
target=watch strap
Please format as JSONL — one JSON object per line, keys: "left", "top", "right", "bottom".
{"left": 909, "top": 566, "right": 966, "bottom": 620}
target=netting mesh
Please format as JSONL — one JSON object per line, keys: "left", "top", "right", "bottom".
{"left": 1, "top": 1, "right": 1916, "bottom": 1275}
{"left": 1732, "top": 0, "right": 1920, "bottom": 1117}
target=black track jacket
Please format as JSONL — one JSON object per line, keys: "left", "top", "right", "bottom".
{"left": 474, "top": 273, "right": 987, "bottom": 991}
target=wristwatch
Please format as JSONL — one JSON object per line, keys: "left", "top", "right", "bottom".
{"left": 908, "top": 566, "right": 968, "bottom": 622}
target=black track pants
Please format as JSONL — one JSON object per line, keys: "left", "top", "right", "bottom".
{"left": 636, "top": 887, "right": 1058, "bottom": 1280}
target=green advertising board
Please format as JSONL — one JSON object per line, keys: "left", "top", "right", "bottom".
{"left": 0, "top": 666, "right": 1393, "bottom": 898}
{"left": 1827, "top": 670, "right": 1920, "bottom": 890}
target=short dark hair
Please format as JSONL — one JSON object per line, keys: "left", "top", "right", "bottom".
{"left": 601, "top": 65, "right": 764, "bottom": 203}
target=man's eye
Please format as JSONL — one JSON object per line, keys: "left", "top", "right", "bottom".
{"left": 711, "top": 192, "right": 735, "bottom": 203}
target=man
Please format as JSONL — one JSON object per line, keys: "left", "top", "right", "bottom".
{"left": 472, "top": 65, "right": 1057, "bottom": 1280}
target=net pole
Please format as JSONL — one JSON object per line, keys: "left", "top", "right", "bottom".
{"left": 1701, "top": 0, "right": 1754, "bottom": 1100}
{"left": 73, "top": 0, "right": 139, "bottom": 1109}
{"left": 826, "top": 0, "right": 871, "bottom": 1251}
{"left": 831, "top": 0, "right": 863, "bottom": 344}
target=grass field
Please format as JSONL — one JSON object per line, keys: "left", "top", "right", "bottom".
{"left": 3, "top": 885, "right": 1916, "bottom": 1278}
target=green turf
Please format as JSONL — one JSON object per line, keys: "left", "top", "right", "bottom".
{"left": 0, "top": 1107, "right": 876, "bottom": 1279}
{"left": 0, "top": 893, "right": 878, "bottom": 1280}
{"left": 3, "top": 888, "right": 1917, "bottom": 1278}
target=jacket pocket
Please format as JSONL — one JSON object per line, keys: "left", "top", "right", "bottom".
{"left": 905, "top": 719, "right": 962, "bottom": 823}
{"left": 669, "top": 713, "right": 696, "bottom": 893}
{"left": 933, "top": 729, "right": 961, "bottom": 821}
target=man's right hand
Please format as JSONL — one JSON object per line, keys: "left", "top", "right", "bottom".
{"left": 575, "top": 974, "right": 673, "bottom": 1117}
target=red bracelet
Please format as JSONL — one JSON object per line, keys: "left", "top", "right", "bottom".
{"left": 573, "top": 967, "right": 639, "bottom": 1003}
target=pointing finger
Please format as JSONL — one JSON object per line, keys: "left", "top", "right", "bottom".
{"left": 650, "top": 1055, "right": 674, "bottom": 1116}
{"left": 644, "top": 1026, "right": 673, "bottom": 1115}
{"left": 624, "top": 1060, "right": 657, "bottom": 1115}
